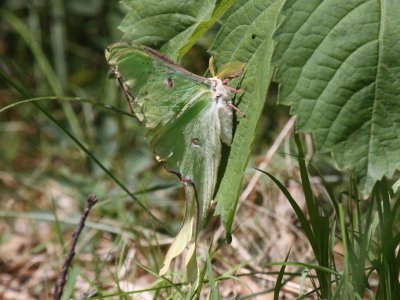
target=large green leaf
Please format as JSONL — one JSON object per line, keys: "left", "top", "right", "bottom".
{"left": 211, "top": 0, "right": 283, "bottom": 241}
{"left": 118, "top": 0, "right": 236, "bottom": 60}
{"left": 273, "top": 0, "right": 400, "bottom": 190}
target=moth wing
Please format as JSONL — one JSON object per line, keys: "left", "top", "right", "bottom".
{"left": 106, "top": 42, "right": 209, "bottom": 129}
{"left": 149, "top": 98, "right": 223, "bottom": 224}
{"left": 106, "top": 42, "right": 227, "bottom": 223}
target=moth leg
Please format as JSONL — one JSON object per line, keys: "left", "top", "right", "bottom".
{"left": 227, "top": 101, "right": 246, "bottom": 117}
{"left": 165, "top": 168, "right": 195, "bottom": 186}
{"left": 222, "top": 69, "right": 242, "bottom": 84}
{"left": 225, "top": 85, "right": 244, "bottom": 94}
{"left": 224, "top": 81, "right": 246, "bottom": 117}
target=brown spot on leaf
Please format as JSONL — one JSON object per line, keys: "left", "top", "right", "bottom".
{"left": 165, "top": 78, "right": 173, "bottom": 89}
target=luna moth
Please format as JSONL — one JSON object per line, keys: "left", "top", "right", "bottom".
{"left": 105, "top": 42, "right": 244, "bottom": 276}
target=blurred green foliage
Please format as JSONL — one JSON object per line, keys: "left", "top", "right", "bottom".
{"left": 0, "top": 0, "right": 182, "bottom": 228}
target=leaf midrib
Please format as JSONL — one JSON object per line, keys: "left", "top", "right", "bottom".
{"left": 368, "top": 0, "right": 384, "bottom": 178}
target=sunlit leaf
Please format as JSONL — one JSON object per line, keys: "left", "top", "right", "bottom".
{"left": 273, "top": 0, "right": 400, "bottom": 190}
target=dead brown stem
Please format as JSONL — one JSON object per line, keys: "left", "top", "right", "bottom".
{"left": 53, "top": 194, "right": 98, "bottom": 300}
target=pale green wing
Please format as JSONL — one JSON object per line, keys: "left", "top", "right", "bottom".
{"left": 153, "top": 94, "right": 227, "bottom": 278}
{"left": 148, "top": 97, "right": 225, "bottom": 224}
{"left": 106, "top": 42, "right": 238, "bottom": 277}
{"left": 106, "top": 42, "right": 230, "bottom": 224}
{"left": 106, "top": 42, "right": 209, "bottom": 128}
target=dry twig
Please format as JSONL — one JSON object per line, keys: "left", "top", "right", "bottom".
{"left": 53, "top": 194, "right": 98, "bottom": 300}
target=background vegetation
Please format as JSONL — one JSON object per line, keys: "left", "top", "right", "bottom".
{"left": 1, "top": 0, "right": 399, "bottom": 299}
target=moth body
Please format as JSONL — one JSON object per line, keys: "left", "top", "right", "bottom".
{"left": 209, "top": 77, "right": 231, "bottom": 103}
{"left": 207, "top": 77, "right": 234, "bottom": 146}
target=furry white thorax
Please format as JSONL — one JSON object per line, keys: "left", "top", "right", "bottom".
{"left": 208, "top": 77, "right": 233, "bottom": 146}
{"left": 209, "top": 77, "right": 230, "bottom": 103}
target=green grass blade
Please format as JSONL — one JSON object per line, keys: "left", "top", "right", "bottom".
{"left": 206, "top": 252, "right": 220, "bottom": 300}
{"left": 60, "top": 266, "right": 80, "bottom": 300}
{"left": 375, "top": 180, "right": 400, "bottom": 297}
{"left": 133, "top": 261, "right": 186, "bottom": 297}
{"left": 254, "top": 167, "right": 316, "bottom": 250}
{"left": 265, "top": 261, "right": 340, "bottom": 277}
{"left": 1, "top": 10, "right": 84, "bottom": 141}
{"left": 0, "top": 95, "right": 134, "bottom": 118}
{"left": 294, "top": 134, "right": 331, "bottom": 297}
{"left": 50, "top": 0, "right": 67, "bottom": 89}
{"left": 274, "top": 248, "right": 291, "bottom": 300}
{"left": 294, "top": 134, "right": 319, "bottom": 223}
{"left": 1, "top": 10, "right": 62, "bottom": 94}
